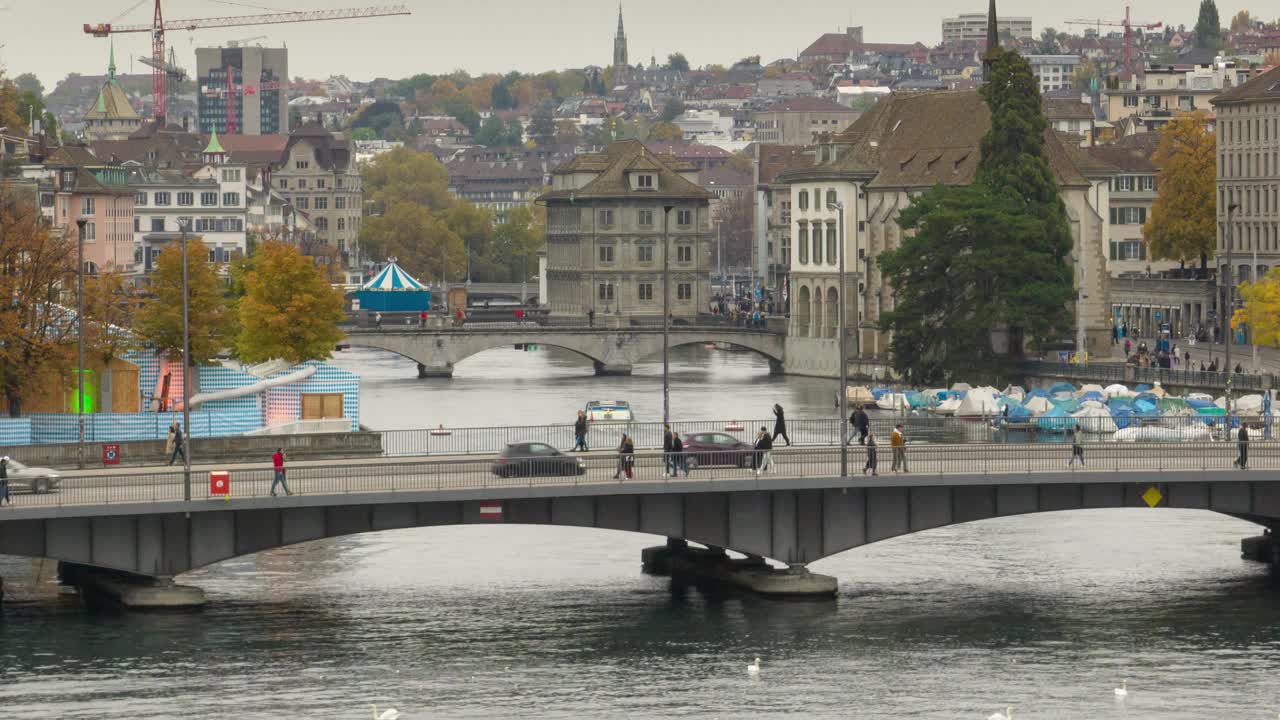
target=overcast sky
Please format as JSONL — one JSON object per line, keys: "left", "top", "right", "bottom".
{"left": 3, "top": 0, "right": 1221, "bottom": 90}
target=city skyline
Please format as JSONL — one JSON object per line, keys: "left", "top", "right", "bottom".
{"left": 6, "top": 0, "right": 1217, "bottom": 89}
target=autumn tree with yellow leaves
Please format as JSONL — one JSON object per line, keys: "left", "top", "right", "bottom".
{"left": 1233, "top": 269, "right": 1280, "bottom": 348}
{"left": 1143, "top": 111, "right": 1216, "bottom": 269}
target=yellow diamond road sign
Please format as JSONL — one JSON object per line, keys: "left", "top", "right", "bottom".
{"left": 1142, "top": 486, "right": 1164, "bottom": 508}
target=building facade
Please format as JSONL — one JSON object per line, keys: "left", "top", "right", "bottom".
{"left": 1211, "top": 65, "right": 1280, "bottom": 289}
{"left": 1027, "top": 55, "right": 1082, "bottom": 94}
{"left": 270, "top": 123, "right": 363, "bottom": 271}
{"left": 81, "top": 45, "right": 143, "bottom": 142}
{"left": 129, "top": 157, "right": 249, "bottom": 274}
{"left": 539, "top": 140, "right": 713, "bottom": 320}
{"left": 779, "top": 91, "right": 1115, "bottom": 377}
{"left": 753, "top": 97, "right": 861, "bottom": 145}
{"left": 196, "top": 46, "right": 289, "bottom": 136}
{"left": 50, "top": 164, "right": 137, "bottom": 274}
{"left": 942, "top": 13, "right": 1032, "bottom": 43}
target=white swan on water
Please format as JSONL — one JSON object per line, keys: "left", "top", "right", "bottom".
{"left": 987, "top": 707, "right": 1012, "bottom": 720}
{"left": 1115, "top": 679, "right": 1128, "bottom": 697}
{"left": 371, "top": 705, "right": 400, "bottom": 720}
{"left": 747, "top": 657, "right": 761, "bottom": 675}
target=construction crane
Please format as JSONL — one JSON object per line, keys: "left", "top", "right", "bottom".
{"left": 1065, "top": 6, "right": 1163, "bottom": 76}
{"left": 85, "top": 1, "right": 410, "bottom": 122}
{"left": 226, "top": 35, "right": 267, "bottom": 48}
{"left": 200, "top": 71, "right": 307, "bottom": 135}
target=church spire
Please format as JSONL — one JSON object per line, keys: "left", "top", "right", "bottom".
{"left": 983, "top": 0, "right": 999, "bottom": 76}
{"left": 108, "top": 38, "right": 117, "bottom": 81}
{"left": 616, "top": 3, "right": 625, "bottom": 36}
{"left": 613, "top": 3, "right": 628, "bottom": 68}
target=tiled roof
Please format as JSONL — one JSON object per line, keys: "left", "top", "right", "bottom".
{"left": 540, "top": 139, "right": 713, "bottom": 201}
{"left": 780, "top": 90, "right": 1100, "bottom": 189}
{"left": 757, "top": 144, "right": 814, "bottom": 184}
{"left": 46, "top": 145, "right": 99, "bottom": 167}
{"left": 83, "top": 78, "right": 140, "bottom": 122}
{"left": 644, "top": 142, "right": 731, "bottom": 159}
{"left": 1043, "top": 98, "right": 1095, "bottom": 121}
{"left": 1212, "top": 64, "right": 1280, "bottom": 104}
{"left": 1086, "top": 135, "right": 1157, "bottom": 173}
{"left": 801, "top": 33, "right": 856, "bottom": 58}
{"left": 698, "top": 165, "right": 753, "bottom": 188}
{"left": 213, "top": 133, "right": 290, "bottom": 165}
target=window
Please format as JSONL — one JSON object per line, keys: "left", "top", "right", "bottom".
{"left": 222, "top": 192, "right": 240, "bottom": 206}
{"left": 135, "top": 192, "right": 147, "bottom": 206}
{"left": 154, "top": 191, "right": 171, "bottom": 206}
{"left": 1109, "top": 207, "right": 1147, "bottom": 224}
{"left": 84, "top": 222, "right": 95, "bottom": 241}
{"left": 335, "top": 197, "right": 346, "bottom": 210}
{"left": 297, "top": 179, "right": 308, "bottom": 189}
{"left": 296, "top": 197, "right": 309, "bottom": 210}
{"left": 133, "top": 217, "right": 140, "bottom": 232}
{"left": 677, "top": 245, "right": 692, "bottom": 263}
{"left": 637, "top": 174, "right": 653, "bottom": 188}
{"left": 201, "top": 191, "right": 218, "bottom": 206}
{"left": 316, "top": 217, "right": 328, "bottom": 230}
{"left": 177, "top": 191, "right": 193, "bottom": 206}
{"left": 598, "top": 283, "right": 615, "bottom": 300}
{"left": 638, "top": 209, "right": 654, "bottom": 226}
{"left": 336, "top": 177, "right": 344, "bottom": 189}
{"left": 337, "top": 218, "right": 345, "bottom": 231}
{"left": 677, "top": 283, "right": 692, "bottom": 300}
{"left": 598, "top": 209, "right": 614, "bottom": 226}
{"left": 1112, "top": 176, "right": 1134, "bottom": 192}
{"left": 81, "top": 197, "right": 95, "bottom": 215}
{"left": 1138, "top": 176, "right": 1155, "bottom": 192}
{"left": 826, "top": 224, "right": 837, "bottom": 263}
{"left": 798, "top": 226, "right": 809, "bottom": 263}
{"left": 676, "top": 209, "right": 692, "bottom": 226}
{"left": 638, "top": 283, "right": 654, "bottom": 300}
{"left": 826, "top": 190, "right": 837, "bottom": 209}
{"left": 278, "top": 178, "right": 288, "bottom": 189}
{"left": 798, "top": 190, "right": 809, "bottom": 210}
{"left": 295, "top": 160, "right": 310, "bottom": 170}
{"left": 221, "top": 169, "right": 241, "bottom": 182}
{"left": 1109, "top": 239, "right": 1145, "bottom": 260}
{"left": 812, "top": 223, "right": 822, "bottom": 264}
{"left": 1123, "top": 95, "right": 1138, "bottom": 107}
{"left": 315, "top": 197, "right": 328, "bottom": 210}
{"left": 316, "top": 178, "right": 326, "bottom": 189}
{"left": 599, "top": 245, "right": 615, "bottom": 262}
{"left": 638, "top": 245, "right": 653, "bottom": 262}
{"left": 151, "top": 218, "right": 165, "bottom": 232}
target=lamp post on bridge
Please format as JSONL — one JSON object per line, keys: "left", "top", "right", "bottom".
{"left": 828, "top": 201, "right": 848, "bottom": 478}
{"left": 75, "top": 218, "right": 87, "bottom": 470}
{"left": 179, "top": 219, "right": 192, "bottom": 502}
{"left": 1225, "top": 202, "right": 1238, "bottom": 420}
{"left": 662, "top": 205, "right": 673, "bottom": 426}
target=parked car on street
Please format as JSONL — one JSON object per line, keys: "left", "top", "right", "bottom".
{"left": 681, "top": 432, "right": 755, "bottom": 469}
{"left": 491, "top": 442, "right": 586, "bottom": 478}
{"left": 5, "top": 459, "right": 62, "bottom": 493}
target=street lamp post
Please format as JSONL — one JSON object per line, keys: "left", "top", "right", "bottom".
{"left": 75, "top": 218, "right": 87, "bottom": 470}
{"left": 179, "top": 220, "right": 192, "bottom": 501}
{"left": 828, "top": 203, "right": 848, "bottom": 477}
{"left": 662, "top": 205, "right": 673, "bottom": 425}
{"left": 1225, "top": 203, "right": 1239, "bottom": 419}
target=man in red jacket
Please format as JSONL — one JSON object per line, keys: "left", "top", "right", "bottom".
{"left": 271, "top": 448, "right": 292, "bottom": 496}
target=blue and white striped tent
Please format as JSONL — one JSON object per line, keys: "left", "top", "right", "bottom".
{"left": 360, "top": 261, "right": 426, "bottom": 291}
{"left": 356, "top": 261, "right": 431, "bottom": 312}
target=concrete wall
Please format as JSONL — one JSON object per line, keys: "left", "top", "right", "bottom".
{"left": 0, "top": 430, "right": 384, "bottom": 469}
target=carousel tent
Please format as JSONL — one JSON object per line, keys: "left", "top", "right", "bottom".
{"left": 355, "top": 262, "right": 432, "bottom": 312}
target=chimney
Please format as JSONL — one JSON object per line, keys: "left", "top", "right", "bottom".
{"left": 182, "top": 115, "right": 189, "bottom": 132}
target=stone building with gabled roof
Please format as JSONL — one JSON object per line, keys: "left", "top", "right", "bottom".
{"left": 82, "top": 43, "right": 143, "bottom": 143}
{"left": 778, "top": 90, "right": 1117, "bottom": 374}
{"left": 539, "top": 140, "right": 714, "bottom": 328}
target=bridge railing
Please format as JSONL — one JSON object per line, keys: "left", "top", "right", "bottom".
{"left": 380, "top": 416, "right": 991, "bottom": 457}
{"left": 10, "top": 442, "right": 1280, "bottom": 511}
{"left": 1021, "top": 360, "right": 1273, "bottom": 390}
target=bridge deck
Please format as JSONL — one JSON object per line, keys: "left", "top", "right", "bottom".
{"left": 1, "top": 443, "right": 1275, "bottom": 521}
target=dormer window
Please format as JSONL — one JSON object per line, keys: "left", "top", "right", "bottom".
{"left": 637, "top": 173, "right": 654, "bottom": 189}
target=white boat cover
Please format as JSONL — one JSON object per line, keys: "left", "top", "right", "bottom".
{"left": 957, "top": 388, "right": 1001, "bottom": 416}
{"left": 1078, "top": 383, "right": 1106, "bottom": 396}
{"left": 1022, "top": 396, "right": 1052, "bottom": 415}
{"left": 1072, "top": 404, "right": 1118, "bottom": 433}
{"left": 935, "top": 398, "right": 962, "bottom": 415}
{"left": 1113, "top": 425, "right": 1212, "bottom": 442}
{"left": 847, "top": 386, "right": 875, "bottom": 404}
{"left": 1236, "top": 394, "right": 1264, "bottom": 414}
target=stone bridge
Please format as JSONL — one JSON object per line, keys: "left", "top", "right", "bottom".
{"left": 2, "top": 444, "right": 1279, "bottom": 604}
{"left": 343, "top": 325, "right": 787, "bottom": 377}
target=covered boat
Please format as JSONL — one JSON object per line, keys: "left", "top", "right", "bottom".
{"left": 1078, "top": 383, "right": 1106, "bottom": 397}
{"left": 1072, "top": 404, "right": 1118, "bottom": 434}
{"left": 956, "top": 388, "right": 1001, "bottom": 417}
{"left": 1036, "top": 405, "right": 1073, "bottom": 433}
{"left": 1049, "top": 382, "right": 1075, "bottom": 395}
{"left": 585, "top": 400, "right": 632, "bottom": 423}
{"left": 1022, "top": 395, "right": 1052, "bottom": 415}
{"left": 950, "top": 382, "right": 973, "bottom": 393}
{"left": 846, "top": 386, "right": 875, "bottom": 405}
{"left": 1104, "top": 383, "right": 1132, "bottom": 398}
{"left": 877, "top": 393, "right": 910, "bottom": 411}
{"left": 1003, "top": 385, "right": 1026, "bottom": 402}
{"left": 935, "top": 398, "right": 962, "bottom": 416}
{"left": 1113, "top": 425, "right": 1212, "bottom": 442}
{"left": 1236, "top": 394, "right": 1265, "bottom": 414}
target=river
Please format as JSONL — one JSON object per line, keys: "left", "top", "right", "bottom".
{"left": 2, "top": 348, "right": 1279, "bottom": 718}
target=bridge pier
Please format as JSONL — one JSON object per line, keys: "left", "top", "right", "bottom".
{"left": 1241, "top": 530, "right": 1280, "bottom": 566}
{"left": 641, "top": 539, "right": 836, "bottom": 598}
{"left": 59, "top": 562, "right": 206, "bottom": 610}
{"left": 593, "top": 360, "right": 633, "bottom": 376}
{"left": 417, "top": 362, "right": 454, "bottom": 378}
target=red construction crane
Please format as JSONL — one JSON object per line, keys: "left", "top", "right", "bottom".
{"left": 85, "top": 1, "right": 410, "bottom": 122}
{"left": 1065, "top": 6, "right": 1163, "bottom": 76}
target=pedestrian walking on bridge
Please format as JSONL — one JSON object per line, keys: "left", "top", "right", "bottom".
{"left": 671, "top": 431, "right": 688, "bottom": 477}
{"left": 573, "top": 411, "right": 589, "bottom": 452}
{"left": 166, "top": 421, "right": 187, "bottom": 466}
{"left": 613, "top": 434, "right": 635, "bottom": 479}
{"left": 852, "top": 405, "right": 870, "bottom": 445}
{"left": 753, "top": 426, "right": 773, "bottom": 475}
{"left": 772, "top": 404, "right": 792, "bottom": 446}
{"left": 1235, "top": 424, "right": 1250, "bottom": 470}
{"left": 890, "top": 424, "right": 907, "bottom": 473}
{"left": 271, "top": 448, "right": 292, "bottom": 496}
{"left": 0, "top": 456, "right": 10, "bottom": 506}
{"left": 1068, "top": 424, "right": 1085, "bottom": 466}
{"left": 863, "top": 433, "right": 877, "bottom": 475}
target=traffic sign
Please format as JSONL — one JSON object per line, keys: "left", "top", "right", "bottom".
{"left": 101, "top": 444, "right": 120, "bottom": 465}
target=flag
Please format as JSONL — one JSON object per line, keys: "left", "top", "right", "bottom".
{"left": 210, "top": 471, "right": 229, "bottom": 497}
{"left": 479, "top": 501, "right": 502, "bottom": 520}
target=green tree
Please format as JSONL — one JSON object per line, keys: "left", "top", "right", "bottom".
{"left": 491, "top": 81, "right": 516, "bottom": 109}
{"left": 13, "top": 73, "right": 43, "bottom": 97}
{"left": 1194, "top": 0, "right": 1222, "bottom": 48}
{"left": 488, "top": 204, "right": 545, "bottom": 282}
{"left": 1072, "top": 58, "right": 1100, "bottom": 91}
{"left": 648, "top": 121, "right": 683, "bottom": 141}
{"left": 362, "top": 147, "right": 453, "bottom": 210}
{"left": 666, "top": 52, "right": 690, "bottom": 72}
{"left": 1229, "top": 9, "right": 1253, "bottom": 32}
{"left": 476, "top": 114, "right": 511, "bottom": 145}
{"left": 660, "top": 99, "right": 686, "bottom": 123}
{"left": 1038, "top": 27, "right": 1060, "bottom": 53}
{"left": 359, "top": 203, "right": 466, "bottom": 282}
{"left": 237, "top": 242, "right": 345, "bottom": 363}
{"left": 878, "top": 48, "right": 1073, "bottom": 385}
{"left": 528, "top": 104, "right": 557, "bottom": 146}
{"left": 351, "top": 127, "right": 377, "bottom": 141}
{"left": 136, "top": 239, "right": 233, "bottom": 363}
{"left": 1143, "top": 111, "right": 1216, "bottom": 268}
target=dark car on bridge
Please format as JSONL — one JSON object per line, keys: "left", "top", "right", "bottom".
{"left": 492, "top": 442, "right": 586, "bottom": 478}
{"left": 682, "top": 432, "right": 755, "bottom": 469}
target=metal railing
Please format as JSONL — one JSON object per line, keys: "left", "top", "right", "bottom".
{"left": 5, "top": 442, "right": 1277, "bottom": 511}
{"left": 1021, "top": 360, "right": 1273, "bottom": 390}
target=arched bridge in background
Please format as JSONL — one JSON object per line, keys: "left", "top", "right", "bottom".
{"left": 2, "top": 444, "right": 1279, "bottom": 592}
{"left": 343, "top": 325, "right": 787, "bottom": 377}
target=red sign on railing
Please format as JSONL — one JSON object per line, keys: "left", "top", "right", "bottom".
{"left": 102, "top": 444, "right": 120, "bottom": 465}
{"left": 210, "top": 471, "right": 230, "bottom": 497}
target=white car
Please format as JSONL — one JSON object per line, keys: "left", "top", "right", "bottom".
{"left": 4, "top": 459, "right": 61, "bottom": 494}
